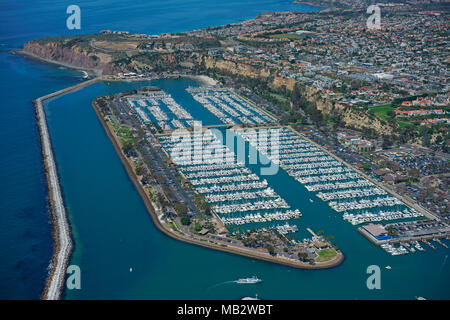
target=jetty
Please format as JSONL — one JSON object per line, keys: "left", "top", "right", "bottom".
{"left": 33, "top": 78, "right": 101, "bottom": 300}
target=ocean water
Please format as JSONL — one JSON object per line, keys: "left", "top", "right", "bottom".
{"left": 0, "top": 1, "right": 449, "bottom": 300}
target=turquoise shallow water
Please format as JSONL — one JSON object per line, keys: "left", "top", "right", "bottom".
{"left": 1, "top": 1, "right": 449, "bottom": 299}
{"left": 43, "top": 79, "right": 450, "bottom": 300}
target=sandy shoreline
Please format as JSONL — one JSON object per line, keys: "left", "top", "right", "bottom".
{"left": 184, "top": 74, "right": 218, "bottom": 87}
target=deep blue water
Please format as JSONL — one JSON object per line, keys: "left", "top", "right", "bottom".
{"left": 0, "top": 0, "right": 321, "bottom": 299}
{"left": 1, "top": 1, "right": 449, "bottom": 300}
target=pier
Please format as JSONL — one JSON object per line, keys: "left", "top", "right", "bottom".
{"left": 422, "top": 240, "right": 437, "bottom": 250}
{"left": 358, "top": 226, "right": 448, "bottom": 248}
{"left": 435, "top": 239, "right": 448, "bottom": 249}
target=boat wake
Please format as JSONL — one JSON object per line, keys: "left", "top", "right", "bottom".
{"left": 440, "top": 255, "right": 448, "bottom": 271}
{"left": 206, "top": 280, "right": 236, "bottom": 291}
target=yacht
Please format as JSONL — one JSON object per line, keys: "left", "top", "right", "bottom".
{"left": 236, "top": 276, "right": 262, "bottom": 284}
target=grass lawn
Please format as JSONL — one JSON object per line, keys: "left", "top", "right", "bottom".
{"left": 269, "top": 33, "right": 303, "bottom": 40}
{"left": 369, "top": 104, "right": 394, "bottom": 121}
{"left": 270, "top": 93, "right": 289, "bottom": 103}
{"left": 369, "top": 104, "right": 418, "bottom": 129}
{"left": 316, "top": 248, "right": 337, "bottom": 262}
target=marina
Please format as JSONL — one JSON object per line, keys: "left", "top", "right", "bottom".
{"left": 125, "top": 90, "right": 193, "bottom": 131}
{"left": 187, "top": 88, "right": 275, "bottom": 126}
{"left": 232, "top": 126, "right": 434, "bottom": 254}
{"left": 37, "top": 77, "right": 448, "bottom": 300}
{"left": 234, "top": 127, "right": 422, "bottom": 223}
{"left": 359, "top": 219, "right": 449, "bottom": 255}
{"left": 158, "top": 129, "right": 302, "bottom": 227}
{"left": 3, "top": 0, "right": 449, "bottom": 301}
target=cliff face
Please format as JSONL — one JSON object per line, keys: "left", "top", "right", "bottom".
{"left": 206, "top": 56, "right": 393, "bottom": 136}
{"left": 204, "top": 56, "right": 270, "bottom": 79}
{"left": 304, "top": 86, "right": 393, "bottom": 135}
{"left": 23, "top": 41, "right": 124, "bottom": 74}
{"left": 24, "top": 39, "right": 393, "bottom": 136}
{"left": 204, "top": 56, "right": 296, "bottom": 91}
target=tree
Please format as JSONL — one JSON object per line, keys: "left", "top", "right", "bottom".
{"left": 306, "top": 105, "right": 323, "bottom": 123}
{"left": 386, "top": 110, "right": 395, "bottom": 118}
{"left": 291, "top": 84, "right": 308, "bottom": 109}
{"left": 266, "top": 245, "right": 275, "bottom": 255}
{"left": 122, "top": 140, "right": 134, "bottom": 156}
{"left": 386, "top": 226, "right": 396, "bottom": 237}
{"left": 382, "top": 136, "right": 393, "bottom": 149}
{"left": 297, "top": 251, "right": 308, "bottom": 261}
{"left": 180, "top": 216, "right": 191, "bottom": 226}
{"left": 409, "top": 168, "right": 419, "bottom": 179}
{"left": 175, "top": 203, "right": 188, "bottom": 215}
{"left": 135, "top": 165, "right": 145, "bottom": 176}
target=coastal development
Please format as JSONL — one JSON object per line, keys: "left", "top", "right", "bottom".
{"left": 20, "top": 0, "right": 449, "bottom": 300}
{"left": 91, "top": 85, "right": 344, "bottom": 269}
{"left": 234, "top": 126, "right": 424, "bottom": 225}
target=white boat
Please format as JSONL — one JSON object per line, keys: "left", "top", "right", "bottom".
{"left": 385, "top": 266, "right": 391, "bottom": 270}
{"left": 236, "top": 276, "right": 262, "bottom": 284}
